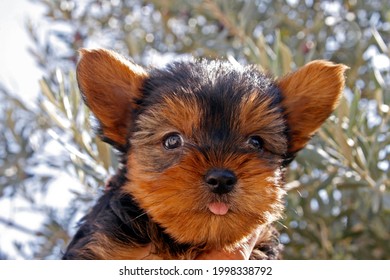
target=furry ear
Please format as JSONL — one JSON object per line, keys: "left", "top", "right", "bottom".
{"left": 278, "top": 60, "right": 348, "bottom": 155}
{"left": 77, "top": 48, "right": 148, "bottom": 150}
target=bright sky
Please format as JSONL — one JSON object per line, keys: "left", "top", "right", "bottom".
{"left": 0, "top": 0, "right": 66, "bottom": 259}
{"left": 0, "top": 0, "right": 43, "bottom": 101}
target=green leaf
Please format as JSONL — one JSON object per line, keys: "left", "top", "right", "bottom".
{"left": 348, "top": 88, "right": 361, "bottom": 136}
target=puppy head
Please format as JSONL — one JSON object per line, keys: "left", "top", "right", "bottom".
{"left": 77, "top": 49, "right": 347, "bottom": 249}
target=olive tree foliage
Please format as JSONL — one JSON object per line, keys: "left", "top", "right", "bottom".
{"left": 0, "top": 0, "right": 388, "bottom": 259}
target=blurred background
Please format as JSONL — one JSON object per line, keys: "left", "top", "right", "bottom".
{"left": 0, "top": 0, "right": 389, "bottom": 259}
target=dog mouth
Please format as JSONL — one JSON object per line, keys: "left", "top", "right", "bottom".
{"left": 207, "top": 201, "right": 230, "bottom": 215}
{"left": 206, "top": 193, "right": 233, "bottom": 216}
{"left": 202, "top": 168, "right": 237, "bottom": 216}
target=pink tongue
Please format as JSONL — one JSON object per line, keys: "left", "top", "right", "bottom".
{"left": 208, "top": 202, "right": 229, "bottom": 215}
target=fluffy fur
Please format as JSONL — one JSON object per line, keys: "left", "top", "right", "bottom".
{"left": 62, "top": 49, "right": 347, "bottom": 259}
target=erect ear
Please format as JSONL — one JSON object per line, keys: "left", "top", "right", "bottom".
{"left": 77, "top": 48, "right": 148, "bottom": 150}
{"left": 277, "top": 60, "right": 348, "bottom": 155}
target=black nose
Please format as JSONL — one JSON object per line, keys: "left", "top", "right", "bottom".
{"left": 204, "top": 168, "right": 237, "bottom": 194}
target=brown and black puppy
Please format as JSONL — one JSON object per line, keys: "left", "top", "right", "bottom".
{"left": 62, "top": 49, "right": 347, "bottom": 260}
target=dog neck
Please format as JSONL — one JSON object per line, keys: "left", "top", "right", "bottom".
{"left": 63, "top": 164, "right": 281, "bottom": 259}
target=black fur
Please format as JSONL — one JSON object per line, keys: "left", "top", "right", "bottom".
{"left": 62, "top": 181, "right": 194, "bottom": 259}
{"left": 63, "top": 59, "right": 288, "bottom": 259}
{"left": 62, "top": 169, "right": 282, "bottom": 260}
{"left": 141, "top": 60, "right": 290, "bottom": 157}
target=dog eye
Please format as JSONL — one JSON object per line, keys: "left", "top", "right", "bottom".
{"left": 247, "top": 135, "right": 264, "bottom": 151}
{"left": 163, "top": 133, "right": 183, "bottom": 150}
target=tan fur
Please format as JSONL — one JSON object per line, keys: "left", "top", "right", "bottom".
{"left": 77, "top": 48, "right": 148, "bottom": 147}
{"left": 82, "top": 234, "right": 162, "bottom": 260}
{"left": 125, "top": 91, "right": 287, "bottom": 249}
{"left": 238, "top": 92, "right": 287, "bottom": 155}
{"left": 278, "top": 60, "right": 348, "bottom": 153}
{"left": 78, "top": 225, "right": 279, "bottom": 260}
{"left": 70, "top": 49, "right": 347, "bottom": 259}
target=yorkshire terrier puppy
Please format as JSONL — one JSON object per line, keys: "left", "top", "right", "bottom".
{"left": 62, "top": 48, "right": 347, "bottom": 259}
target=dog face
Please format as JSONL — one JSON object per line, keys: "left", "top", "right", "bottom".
{"left": 127, "top": 61, "right": 288, "bottom": 248}
{"left": 76, "top": 49, "right": 347, "bottom": 249}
